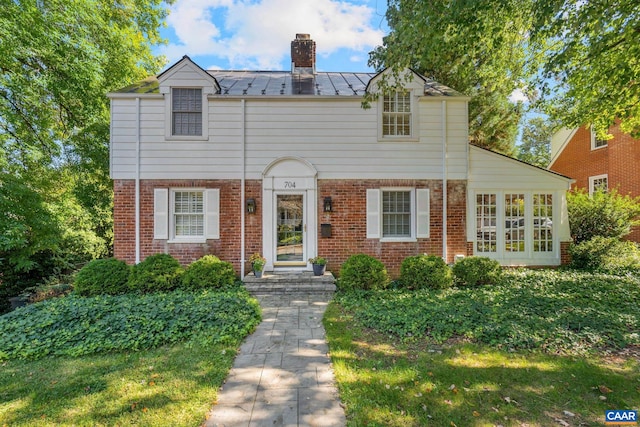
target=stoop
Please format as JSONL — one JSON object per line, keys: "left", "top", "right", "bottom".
{"left": 242, "top": 271, "right": 336, "bottom": 294}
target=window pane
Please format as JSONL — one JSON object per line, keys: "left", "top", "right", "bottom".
{"left": 533, "top": 194, "right": 553, "bottom": 252}
{"left": 505, "top": 194, "right": 525, "bottom": 252}
{"left": 174, "top": 191, "right": 204, "bottom": 237}
{"left": 172, "top": 88, "right": 202, "bottom": 136}
{"left": 382, "top": 191, "right": 411, "bottom": 237}
{"left": 476, "top": 193, "right": 496, "bottom": 253}
{"left": 382, "top": 92, "right": 411, "bottom": 136}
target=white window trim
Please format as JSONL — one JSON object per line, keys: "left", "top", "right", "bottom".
{"left": 471, "top": 190, "right": 558, "bottom": 261}
{"left": 368, "top": 187, "right": 428, "bottom": 242}
{"left": 590, "top": 126, "right": 607, "bottom": 150}
{"left": 154, "top": 188, "right": 219, "bottom": 243}
{"left": 164, "top": 87, "right": 209, "bottom": 141}
{"left": 589, "top": 174, "right": 608, "bottom": 195}
{"left": 378, "top": 90, "right": 419, "bottom": 142}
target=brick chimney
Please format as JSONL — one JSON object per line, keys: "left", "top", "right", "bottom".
{"left": 291, "top": 34, "right": 316, "bottom": 75}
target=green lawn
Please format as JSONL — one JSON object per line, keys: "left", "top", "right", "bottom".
{"left": 325, "top": 269, "right": 640, "bottom": 426}
{"left": 0, "top": 343, "right": 236, "bottom": 426}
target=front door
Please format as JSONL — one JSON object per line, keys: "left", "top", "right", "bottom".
{"left": 275, "top": 194, "right": 305, "bottom": 265}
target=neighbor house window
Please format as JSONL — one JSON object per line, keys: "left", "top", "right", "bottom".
{"left": 589, "top": 174, "right": 608, "bottom": 195}
{"left": 590, "top": 126, "right": 607, "bottom": 149}
{"left": 172, "top": 88, "right": 202, "bottom": 136}
{"left": 382, "top": 91, "right": 411, "bottom": 137}
{"left": 174, "top": 191, "right": 204, "bottom": 237}
{"left": 382, "top": 190, "right": 411, "bottom": 237}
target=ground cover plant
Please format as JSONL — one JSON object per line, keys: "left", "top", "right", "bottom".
{"left": 334, "top": 269, "right": 640, "bottom": 354}
{"left": 0, "top": 288, "right": 260, "bottom": 361}
{"left": 0, "top": 285, "right": 261, "bottom": 426}
{"left": 325, "top": 268, "right": 640, "bottom": 426}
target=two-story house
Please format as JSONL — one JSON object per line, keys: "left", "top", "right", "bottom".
{"left": 108, "top": 34, "right": 573, "bottom": 276}
{"left": 550, "top": 122, "right": 640, "bottom": 241}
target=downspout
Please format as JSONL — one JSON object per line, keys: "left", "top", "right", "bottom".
{"left": 240, "top": 99, "right": 246, "bottom": 271}
{"left": 441, "top": 100, "right": 448, "bottom": 262}
{"left": 135, "top": 97, "right": 141, "bottom": 264}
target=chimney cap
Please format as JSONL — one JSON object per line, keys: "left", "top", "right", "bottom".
{"left": 296, "top": 33, "right": 311, "bottom": 40}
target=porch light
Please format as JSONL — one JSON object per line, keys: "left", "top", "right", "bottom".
{"left": 323, "top": 196, "right": 333, "bottom": 212}
{"left": 246, "top": 198, "right": 256, "bottom": 214}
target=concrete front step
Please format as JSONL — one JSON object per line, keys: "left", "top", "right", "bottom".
{"left": 243, "top": 271, "right": 336, "bottom": 294}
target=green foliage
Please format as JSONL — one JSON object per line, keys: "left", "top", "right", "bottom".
{"left": 74, "top": 258, "right": 131, "bottom": 296}
{"left": 0, "top": 289, "right": 261, "bottom": 361}
{"left": 531, "top": 0, "right": 640, "bottom": 137}
{"left": 128, "top": 254, "right": 184, "bottom": 293}
{"left": 399, "top": 255, "right": 452, "bottom": 290}
{"left": 335, "top": 269, "right": 640, "bottom": 354}
{"left": 569, "top": 236, "right": 640, "bottom": 273}
{"left": 337, "top": 254, "right": 389, "bottom": 291}
{"left": 517, "top": 116, "right": 555, "bottom": 167}
{"left": 567, "top": 188, "right": 640, "bottom": 244}
{"left": 181, "top": 255, "right": 237, "bottom": 291}
{"left": 369, "top": 0, "right": 535, "bottom": 153}
{"left": 452, "top": 256, "right": 503, "bottom": 287}
{"left": 308, "top": 256, "right": 327, "bottom": 265}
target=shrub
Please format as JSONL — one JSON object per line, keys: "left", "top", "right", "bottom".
{"left": 74, "top": 258, "right": 131, "bottom": 296}
{"left": 337, "top": 254, "right": 389, "bottom": 291}
{"left": 569, "top": 236, "right": 640, "bottom": 273}
{"left": 452, "top": 256, "right": 502, "bottom": 287}
{"left": 399, "top": 254, "right": 452, "bottom": 290}
{"left": 568, "top": 188, "right": 640, "bottom": 244}
{"left": 181, "top": 255, "right": 237, "bottom": 290}
{"left": 128, "top": 253, "right": 183, "bottom": 293}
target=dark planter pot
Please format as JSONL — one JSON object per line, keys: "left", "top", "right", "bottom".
{"left": 9, "top": 295, "right": 30, "bottom": 310}
{"left": 312, "top": 263, "right": 326, "bottom": 276}
{"left": 254, "top": 268, "right": 264, "bottom": 278}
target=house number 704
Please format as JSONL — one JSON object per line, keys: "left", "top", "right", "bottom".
{"left": 284, "top": 181, "right": 296, "bottom": 188}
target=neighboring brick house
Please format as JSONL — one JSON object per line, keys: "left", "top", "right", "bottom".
{"left": 550, "top": 123, "right": 640, "bottom": 241}
{"left": 108, "top": 34, "right": 573, "bottom": 276}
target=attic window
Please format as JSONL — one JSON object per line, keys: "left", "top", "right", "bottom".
{"left": 172, "top": 88, "right": 202, "bottom": 136}
{"left": 590, "top": 126, "right": 607, "bottom": 149}
{"left": 382, "top": 92, "right": 411, "bottom": 137}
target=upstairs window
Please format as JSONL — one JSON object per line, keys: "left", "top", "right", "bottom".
{"left": 590, "top": 126, "right": 607, "bottom": 150}
{"left": 382, "top": 92, "right": 411, "bottom": 137}
{"left": 172, "top": 88, "right": 202, "bottom": 136}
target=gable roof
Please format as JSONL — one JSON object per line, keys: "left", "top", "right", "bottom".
{"left": 112, "top": 58, "right": 464, "bottom": 98}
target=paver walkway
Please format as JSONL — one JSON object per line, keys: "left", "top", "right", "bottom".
{"left": 204, "top": 292, "right": 346, "bottom": 427}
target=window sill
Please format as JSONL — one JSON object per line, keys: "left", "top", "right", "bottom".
{"left": 380, "top": 237, "right": 418, "bottom": 243}
{"left": 167, "top": 238, "right": 207, "bottom": 244}
{"left": 379, "top": 136, "right": 419, "bottom": 143}
{"left": 165, "top": 135, "right": 209, "bottom": 142}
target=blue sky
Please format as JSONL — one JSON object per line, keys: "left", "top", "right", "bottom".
{"left": 156, "top": 0, "right": 389, "bottom": 73}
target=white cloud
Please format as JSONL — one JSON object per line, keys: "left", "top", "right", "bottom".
{"left": 509, "top": 88, "right": 529, "bottom": 103}
{"left": 159, "top": 0, "right": 385, "bottom": 70}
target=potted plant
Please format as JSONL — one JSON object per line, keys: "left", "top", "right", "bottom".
{"left": 308, "top": 256, "right": 327, "bottom": 276}
{"left": 249, "top": 253, "right": 266, "bottom": 278}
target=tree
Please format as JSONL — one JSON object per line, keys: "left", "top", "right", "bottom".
{"left": 0, "top": 0, "right": 171, "bottom": 304}
{"left": 530, "top": 0, "right": 640, "bottom": 138}
{"left": 517, "top": 116, "right": 556, "bottom": 167}
{"left": 369, "top": 0, "right": 538, "bottom": 154}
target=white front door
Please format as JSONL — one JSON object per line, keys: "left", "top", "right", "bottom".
{"left": 275, "top": 193, "right": 305, "bottom": 266}
{"left": 262, "top": 157, "right": 318, "bottom": 271}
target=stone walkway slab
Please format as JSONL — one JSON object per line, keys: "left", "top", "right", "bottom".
{"left": 205, "top": 292, "right": 345, "bottom": 427}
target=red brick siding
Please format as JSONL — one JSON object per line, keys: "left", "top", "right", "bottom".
{"left": 550, "top": 123, "right": 640, "bottom": 242}
{"left": 114, "top": 178, "right": 468, "bottom": 278}
{"left": 560, "top": 241, "right": 571, "bottom": 265}
{"left": 316, "top": 179, "right": 467, "bottom": 278}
